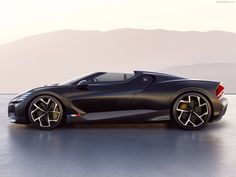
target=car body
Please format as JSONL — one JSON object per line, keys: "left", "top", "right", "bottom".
{"left": 8, "top": 71, "right": 228, "bottom": 130}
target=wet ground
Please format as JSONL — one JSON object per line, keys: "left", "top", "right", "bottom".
{"left": 0, "top": 95, "right": 235, "bottom": 177}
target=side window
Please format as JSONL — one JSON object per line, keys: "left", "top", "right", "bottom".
{"left": 93, "top": 73, "right": 135, "bottom": 83}
{"left": 95, "top": 73, "right": 124, "bottom": 82}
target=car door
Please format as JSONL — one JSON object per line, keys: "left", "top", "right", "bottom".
{"left": 70, "top": 76, "right": 136, "bottom": 113}
{"left": 128, "top": 74, "right": 155, "bottom": 110}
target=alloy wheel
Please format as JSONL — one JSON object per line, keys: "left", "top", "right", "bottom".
{"left": 173, "top": 93, "right": 211, "bottom": 129}
{"left": 29, "top": 96, "right": 63, "bottom": 129}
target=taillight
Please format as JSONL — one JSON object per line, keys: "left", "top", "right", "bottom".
{"left": 216, "top": 83, "right": 225, "bottom": 98}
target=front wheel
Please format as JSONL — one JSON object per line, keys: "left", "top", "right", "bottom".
{"left": 172, "top": 93, "right": 212, "bottom": 130}
{"left": 28, "top": 95, "right": 64, "bottom": 130}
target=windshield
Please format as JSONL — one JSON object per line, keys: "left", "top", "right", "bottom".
{"left": 59, "top": 73, "right": 93, "bottom": 85}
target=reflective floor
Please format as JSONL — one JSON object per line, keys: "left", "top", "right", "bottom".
{"left": 0, "top": 95, "right": 235, "bottom": 177}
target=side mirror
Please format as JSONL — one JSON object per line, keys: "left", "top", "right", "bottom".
{"left": 77, "top": 80, "right": 88, "bottom": 89}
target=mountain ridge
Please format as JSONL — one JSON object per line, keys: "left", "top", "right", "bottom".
{"left": 2, "top": 28, "right": 236, "bottom": 46}
{"left": 0, "top": 29, "right": 235, "bottom": 92}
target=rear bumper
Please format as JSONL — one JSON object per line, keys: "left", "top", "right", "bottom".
{"left": 8, "top": 102, "right": 30, "bottom": 124}
{"left": 210, "top": 96, "right": 228, "bottom": 122}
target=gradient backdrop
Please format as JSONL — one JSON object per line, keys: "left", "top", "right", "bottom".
{"left": 0, "top": 0, "right": 235, "bottom": 92}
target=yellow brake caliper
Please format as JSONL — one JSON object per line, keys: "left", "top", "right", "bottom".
{"left": 179, "top": 103, "right": 188, "bottom": 110}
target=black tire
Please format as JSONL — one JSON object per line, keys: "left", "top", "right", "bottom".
{"left": 28, "top": 95, "right": 64, "bottom": 130}
{"left": 172, "top": 92, "right": 212, "bottom": 130}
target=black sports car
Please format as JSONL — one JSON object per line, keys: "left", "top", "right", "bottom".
{"left": 8, "top": 71, "right": 228, "bottom": 130}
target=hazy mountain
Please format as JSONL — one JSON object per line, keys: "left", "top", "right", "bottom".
{"left": 0, "top": 29, "right": 236, "bottom": 93}
{"left": 162, "top": 63, "right": 236, "bottom": 93}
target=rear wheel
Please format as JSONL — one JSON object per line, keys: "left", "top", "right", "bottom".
{"left": 28, "top": 95, "right": 63, "bottom": 130}
{"left": 172, "top": 93, "right": 212, "bottom": 130}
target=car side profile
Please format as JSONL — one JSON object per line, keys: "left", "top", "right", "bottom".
{"left": 8, "top": 71, "right": 228, "bottom": 130}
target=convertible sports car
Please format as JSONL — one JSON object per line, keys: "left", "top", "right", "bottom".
{"left": 8, "top": 71, "right": 228, "bottom": 130}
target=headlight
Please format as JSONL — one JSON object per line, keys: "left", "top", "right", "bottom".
{"left": 17, "top": 92, "right": 32, "bottom": 101}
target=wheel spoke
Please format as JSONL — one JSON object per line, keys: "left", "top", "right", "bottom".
{"left": 40, "top": 98, "right": 50, "bottom": 105}
{"left": 38, "top": 114, "right": 51, "bottom": 127}
{"left": 193, "top": 111, "right": 207, "bottom": 122}
{"left": 188, "top": 96, "right": 191, "bottom": 103}
{"left": 31, "top": 113, "right": 46, "bottom": 121}
{"left": 179, "top": 100, "right": 190, "bottom": 104}
{"left": 53, "top": 103, "right": 58, "bottom": 111}
{"left": 49, "top": 111, "right": 60, "bottom": 114}
{"left": 188, "top": 119, "right": 197, "bottom": 127}
{"left": 183, "top": 112, "right": 192, "bottom": 126}
{"left": 33, "top": 103, "right": 45, "bottom": 113}
{"left": 176, "top": 108, "right": 189, "bottom": 112}
{"left": 49, "top": 111, "right": 61, "bottom": 120}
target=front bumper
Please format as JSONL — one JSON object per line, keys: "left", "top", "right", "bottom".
{"left": 210, "top": 96, "right": 228, "bottom": 122}
{"left": 8, "top": 101, "right": 30, "bottom": 124}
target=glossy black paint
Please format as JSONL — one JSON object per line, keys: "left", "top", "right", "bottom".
{"left": 8, "top": 71, "right": 228, "bottom": 125}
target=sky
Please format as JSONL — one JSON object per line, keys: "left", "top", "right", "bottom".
{"left": 0, "top": 0, "right": 236, "bottom": 45}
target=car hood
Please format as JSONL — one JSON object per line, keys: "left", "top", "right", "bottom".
{"left": 17, "top": 84, "right": 60, "bottom": 95}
